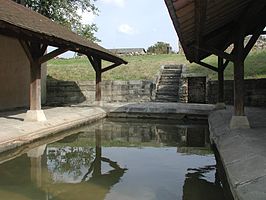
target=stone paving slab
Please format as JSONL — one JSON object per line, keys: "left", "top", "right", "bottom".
{"left": 0, "top": 106, "right": 106, "bottom": 153}
{"left": 209, "top": 106, "right": 266, "bottom": 200}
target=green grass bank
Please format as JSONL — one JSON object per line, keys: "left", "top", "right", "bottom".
{"left": 48, "top": 50, "right": 266, "bottom": 81}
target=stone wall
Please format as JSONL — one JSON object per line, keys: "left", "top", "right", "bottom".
{"left": 46, "top": 76, "right": 266, "bottom": 107}
{"left": 47, "top": 79, "right": 154, "bottom": 105}
{"left": 179, "top": 74, "right": 207, "bottom": 103}
{"left": 207, "top": 79, "right": 266, "bottom": 106}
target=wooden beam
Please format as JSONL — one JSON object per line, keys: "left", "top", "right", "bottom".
{"left": 101, "top": 63, "right": 121, "bottom": 73}
{"left": 218, "top": 57, "right": 224, "bottom": 103}
{"left": 38, "top": 47, "right": 69, "bottom": 64}
{"left": 194, "top": 0, "right": 207, "bottom": 61}
{"left": 195, "top": 60, "right": 218, "bottom": 72}
{"left": 233, "top": 35, "right": 245, "bottom": 116}
{"left": 87, "top": 55, "right": 97, "bottom": 71}
{"left": 19, "top": 40, "right": 34, "bottom": 64}
{"left": 30, "top": 61, "right": 42, "bottom": 110}
{"left": 40, "top": 44, "right": 48, "bottom": 56}
{"left": 94, "top": 57, "right": 102, "bottom": 102}
{"left": 196, "top": 46, "right": 236, "bottom": 62}
{"left": 222, "top": 60, "right": 230, "bottom": 71}
{"left": 243, "top": 22, "right": 266, "bottom": 59}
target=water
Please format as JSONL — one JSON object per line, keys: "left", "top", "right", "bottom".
{"left": 0, "top": 118, "right": 227, "bottom": 200}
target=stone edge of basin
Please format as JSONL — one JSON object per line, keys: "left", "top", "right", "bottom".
{"left": 0, "top": 109, "right": 106, "bottom": 154}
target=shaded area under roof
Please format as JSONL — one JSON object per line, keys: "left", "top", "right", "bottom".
{"left": 165, "top": 0, "right": 266, "bottom": 63}
{"left": 0, "top": 0, "right": 127, "bottom": 65}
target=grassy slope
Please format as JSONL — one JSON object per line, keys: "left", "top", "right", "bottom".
{"left": 47, "top": 54, "right": 188, "bottom": 81}
{"left": 188, "top": 50, "right": 266, "bottom": 80}
{"left": 47, "top": 50, "right": 266, "bottom": 81}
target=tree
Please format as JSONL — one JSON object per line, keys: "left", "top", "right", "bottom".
{"left": 13, "top": 0, "right": 100, "bottom": 42}
{"left": 147, "top": 42, "right": 172, "bottom": 54}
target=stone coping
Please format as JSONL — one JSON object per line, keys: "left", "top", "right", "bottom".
{"left": 209, "top": 106, "right": 266, "bottom": 200}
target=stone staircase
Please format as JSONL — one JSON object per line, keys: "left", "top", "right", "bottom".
{"left": 155, "top": 65, "right": 183, "bottom": 102}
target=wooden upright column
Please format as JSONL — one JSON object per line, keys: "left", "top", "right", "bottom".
{"left": 218, "top": 57, "right": 224, "bottom": 103}
{"left": 30, "top": 61, "right": 42, "bottom": 110}
{"left": 95, "top": 58, "right": 102, "bottom": 102}
{"left": 230, "top": 35, "right": 250, "bottom": 129}
{"left": 233, "top": 36, "right": 245, "bottom": 116}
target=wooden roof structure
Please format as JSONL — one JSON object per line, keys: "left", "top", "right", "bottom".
{"left": 165, "top": 0, "right": 266, "bottom": 128}
{"left": 0, "top": 0, "right": 127, "bottom": 65}
{"left": 165, "top": 0, "right": 266, "bottom": 65}
{"left": 0, "top": 0, "right": 127, "bottom": 121}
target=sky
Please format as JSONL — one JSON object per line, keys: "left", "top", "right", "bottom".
{"left": 58, "top": 0, "right": 179, "bottom": 58}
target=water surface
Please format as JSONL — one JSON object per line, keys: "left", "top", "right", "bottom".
{"left": 0, "top": 118, "right": 226, "bottom": 200}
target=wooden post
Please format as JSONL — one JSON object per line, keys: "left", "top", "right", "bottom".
{"left": 30, "top": 61, "right": 42, "bottom": 110}
{"left": 233, "top": 36, "right": 245, "bottom": 116}
{"left": 95, "top": 58, "right": 102, "bottom": 102}
{"left": 218, "top": 57, "right": 224, "bottom": 103}
{"left": 230, "top": 34, "right": 250, "bottom": 129}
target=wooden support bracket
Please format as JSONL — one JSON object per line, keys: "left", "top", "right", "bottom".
{"left": 38, "top": 47, "right": 69, "bottom": 64}
{"left": 195, "top": 60, "right": 218, "bottom": 72}
{"left": 101, "top": 63, "right": 121, "bottom": 73}
{"left": 196, "top": 46, "right": 236, "bottom": 62}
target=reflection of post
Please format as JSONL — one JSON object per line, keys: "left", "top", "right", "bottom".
{"left": 27, "top": 145, "right": 47, "bottom": 187}
{"left": 94, "top": 129, "right": 102, "bottom": 176}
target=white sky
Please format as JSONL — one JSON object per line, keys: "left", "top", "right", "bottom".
{"left": 56, "top": 0, "right": 179, "bottom": 58}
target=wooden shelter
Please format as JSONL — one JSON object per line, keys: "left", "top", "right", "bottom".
{"left": 165, "top": 0, "right": 266, "bottom": 128}
{"left": 0, "top": 0, "right": 127, "bottom": 121}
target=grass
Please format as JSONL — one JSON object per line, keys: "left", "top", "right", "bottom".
{"left": 187, "top": 50, "right": 266, "bottom": 80}
{"left": 47, "top": 54, "right": 188, "bottom": 81}
{"left": 47, "top": 50, "right": 266, "bottom": 81}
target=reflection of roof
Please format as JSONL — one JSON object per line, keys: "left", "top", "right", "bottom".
{"left": 165, "top": 0, "right": 266, "bottom": 62}
{"left": 0, "top": 0, "right": 127, "bottom": 64}
{"left": 109, "top": 48, "right": 146, "bottom": 54}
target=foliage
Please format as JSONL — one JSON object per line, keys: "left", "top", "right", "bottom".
{"left": 147, "top": 41, "right": 173, "bottom": 54}
{"left": 13, "top": 0, "right": 100, "bottom": 42}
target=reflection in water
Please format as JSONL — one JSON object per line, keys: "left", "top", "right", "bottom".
{"left": 0, "top": 119, "right": 229, "bottom": 200}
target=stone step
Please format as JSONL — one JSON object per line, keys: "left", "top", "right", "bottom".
{"left": 161, "top": 70, "right": 182, "bottom": 74}
{"left": 160, "top": 74, "right": 181, "bottom": 79}
{"left": 163, "top": 65, "right": 183, "bottom": 70}
{"left": 158, "top": 80, "right": 179, "bottom": 85}
{"left": 157, "top": 85, "right": 179, "bottom": 90}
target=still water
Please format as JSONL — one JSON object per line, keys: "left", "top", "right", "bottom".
{"left": 0, "top": 118, "right": 227, "bottom": 200}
